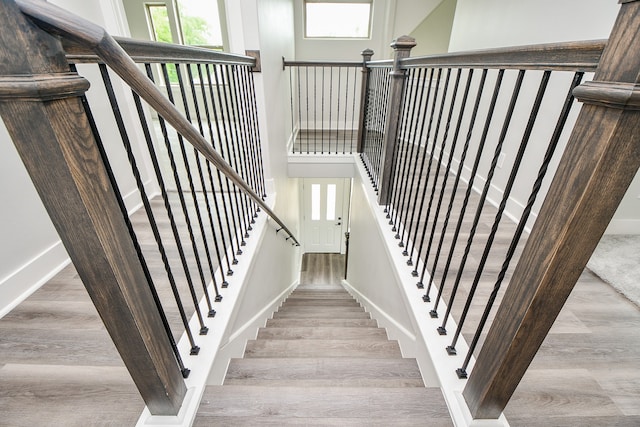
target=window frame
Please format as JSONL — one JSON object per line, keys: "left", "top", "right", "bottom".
{"left": 303, "top": 0, "right": 373, "bottom": 40}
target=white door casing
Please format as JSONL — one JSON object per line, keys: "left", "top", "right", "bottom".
{"left": 302, "top": 178, "right": 350, "bottom": 253}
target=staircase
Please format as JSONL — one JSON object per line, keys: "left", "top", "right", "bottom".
{"left": 194, "top": 282, "right": 452, "bottom": 425}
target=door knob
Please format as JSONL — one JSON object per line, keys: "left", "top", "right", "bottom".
{"left": 335, "top": 222, "right": 342, "bottom": 226}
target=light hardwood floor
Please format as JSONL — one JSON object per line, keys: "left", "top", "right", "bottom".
{"left": 1, "top": 196, "right": 639, "bottom": 425}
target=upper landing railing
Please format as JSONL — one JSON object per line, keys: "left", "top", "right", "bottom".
{"left": 1, "top": 0, "right": 299, "bottom": 416}
{"left": 286, "top": 1, "right": 640, "bottom": 421}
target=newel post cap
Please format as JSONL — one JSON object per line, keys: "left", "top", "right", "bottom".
{"left": 390, "top": 35, "right": 417, "bottom": 51}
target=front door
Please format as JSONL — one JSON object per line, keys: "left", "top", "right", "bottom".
{"left": 302, "top": 178, "right": 350, "bottom": 253}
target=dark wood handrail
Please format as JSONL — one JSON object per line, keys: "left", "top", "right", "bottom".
{"left": 17, "top": 0, "right": 300, "bottom": 247}
{"left": 64, "top": 36, "right": 256, "bottom": 65}
{"left": 400, "top": 39, "right": 606, "bottom": 72}
{"left": 283, "top": 59, "right": 362, "bottom": 67}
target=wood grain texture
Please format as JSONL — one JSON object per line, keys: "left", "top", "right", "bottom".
{"left": 225, "top": 357, "right": 424, "bottom": 387}
{"left": 196, "top": 386, "right": 451, "bottom": 420}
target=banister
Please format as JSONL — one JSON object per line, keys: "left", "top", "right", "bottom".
{"left": 400, "top": 39, "right": 606, "bottom": 72}
{"left": 17, "top": 0, "right": 300, "bottom": 247}
{"left": 283, "top": 59, "right": 362, "bottom": 67}
{"left": 64, "top": 36, "right": 256, "bottom": 66}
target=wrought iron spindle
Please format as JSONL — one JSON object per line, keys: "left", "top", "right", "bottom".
{"left": 408, "top": 69, "right": 460, "bottom": 269}
{"left": 203, "top": 63, "right": 239, "bottom": 268}
{"left": 157, "top": 63, "right": 212, "bottom": 331}
{"left": 389, "top": 68, "right": 421, "bottom": 234}
{"left": 456, "top": 71, "right": 584, "bottom": 377}
{"left": 424, "top": 69, "right": 499, "bottom": 311}
{"left": 195, "top": 63, "right": 232, "bottom": 284}
{"left": 175, "top": 63, "right": 222, "bottom": 303}
{"left": 81, "top": 63, "right": 191, "bottom": 374}
{"left": 420, "top": 68, "right": 474, "bottom": 297}
{"left": 440, "top": 70, "right": 524, "bottom": 338}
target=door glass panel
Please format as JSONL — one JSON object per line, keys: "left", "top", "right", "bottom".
{"left": 311, "top": 184, "right": 320, "bottom": 220}
{"left": 326, "top": 184, "right": 336, "bottom": 221}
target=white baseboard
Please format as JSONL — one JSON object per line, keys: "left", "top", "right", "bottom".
{"left": 0, "top": 241, "right": 70, "bottom": 319}
{"left": 0, "top": 179, "right": 158, "bottom": 319}
{"left": 605, "top": 219, "right": 640, "bottom": 235}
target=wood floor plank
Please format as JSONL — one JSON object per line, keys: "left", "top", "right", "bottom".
{"left": 0, "top": 364, "right": 142, "bottom": 427}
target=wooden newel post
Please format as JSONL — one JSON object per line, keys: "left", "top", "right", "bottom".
{"left": 377, "top": 36, "right": 416, "bottom": 205}
{"left": 463, "top": 0, "right": 640, "bottom": 419}
{"left": 356, "top": 48, "right": 374, "bottom": 153}
{"left": 0, "top": 1, "right": 186, "bottom": 415}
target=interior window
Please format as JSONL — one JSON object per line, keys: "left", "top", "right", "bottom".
{"left": 305, "top": 0, "right": 372, "bottom": 38}
{"left": 145, "top": 0, "right": 225, "bottom": 50}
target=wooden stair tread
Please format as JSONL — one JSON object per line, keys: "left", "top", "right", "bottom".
{"left": 256, "top": 327, "right": 387, "bottom": 341}
{"left": 196, "top": 385, "right": 452, "bottom": 422}
{"left": 244, "top": 339, "right": 402, "bottom": 358}
{"left": 194, "top": 416, "right": 452, "bottom": 426}
{"left": 276, "top": 306, "right": 365, "bottom": 313}
{"left": 225, "top": 357, "right": 424, "bottom": 384}
{"left": 265, "top": 318, "right": 378, "bottom": 328}
{"left": 272, "top": 310, "right": 370, "bottom": 319}
{"left": 281, "top": 299, "right": 361, "bottom": 307}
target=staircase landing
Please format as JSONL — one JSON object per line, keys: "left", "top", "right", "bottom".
{"left": 194, "top": 282, "right": 452, "bottom": 425}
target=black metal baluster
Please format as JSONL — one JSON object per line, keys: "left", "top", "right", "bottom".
{"left": 82, "top": 63, "right": 192, "bottom": 374}
{"left": 389, "top": 68, "right": 421, "bottom": 234}
{"left": 237, "top": 66, "right": 260, "bottom": 207}
{"left": 328, "top": 66, "right": 333, "bottom": 154}
{"left": 297, "top": 66, "right": 303, "bottom": 153}
{"left": 321, "top": 65, "right": 325, "bottom": 154}
{"left": 350, "top": 66, "right": 358, "bottom": 154}
{"left": 421, "top": 68, "right": 474, "bottom": 299}
{"left": 204, "top": 63, "right": 239, "bottom": 269}
{"left": 402, "top": 68, "right": 437, "bottom": 264}
{"left": 227, "top": 65, "right": 255, "bottom": 228}
{"left": 423, "top": 68, "right": 493, "bottom": 305}
{"left": 343, "top": 65, "right": 350, "bottom": 155}
{"left": 409, "top": 68, "right": 459, "bottom": 271}
{"left": 196, "top": 63, "right": 232, "bottom": 285}
{"left": 404, "top": 68, "right": 442, "bottom": 268}
{"left": 409, "top": 68, "right": 452, "bottom": 267}
{"left": 447, "top": 68, "right": 531, "bottom": 347}
{"left": 304, "top": 65, "right": 311, "bottom": 154}
{"left": 457, "top": 71, "right": 583, "bottom": 377}
{"left": 186, "top": 63, "right": 227, "bottom": 294}
{"left": 222, "top": 64, "right": 251, "bottom": 245}
{"left": 176, "top": 63, "right": 221, "bottom": 305}
{"left": 314, "top": 66, "right": 317, "bottom": 154}
{"left": 159, "top": 63, "right": 211, "bottom": 331}
{"left": 239, "top": 67, "right": 261, "bottom": 221}
{"left": 289, "top": 65, "right": 295, "bottom": 153}
{"left": 394, "top": 68, "right": 428, "bottom": 242}
{"left": 212, "top": 65, "right": 245, "bottom": 255}
{"left": 146, "top": 63, "right": 209, "bottom": 348}
{"left": 336, "top": 66, "right": 342, "bottom": 155}
{"left": 440, "top": 70, "right": 523, "bottom": 341}
{"left": 246, "top": 68, "right": 267, "bottom": 199}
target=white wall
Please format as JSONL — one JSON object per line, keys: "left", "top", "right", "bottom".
{"left": 346, "top": 169, "right": 438, "bottom": 384}
{"left": 447, "top": 0, "right": 640, "bottom": 234}
{"left": 207, "top": 182, "right": 302, "bottom": 384}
